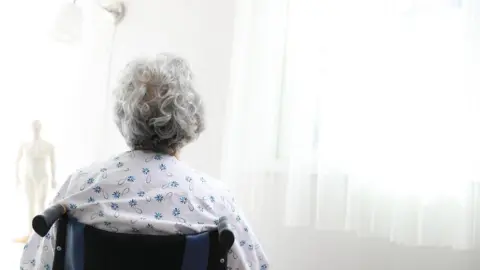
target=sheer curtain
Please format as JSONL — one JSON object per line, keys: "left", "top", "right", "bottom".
{"left": 223, "top": 0, "right": 480, "bottom": 269}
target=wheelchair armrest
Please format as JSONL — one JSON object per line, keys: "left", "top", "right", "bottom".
{"left": 218, "top": 216, "right": 235, "bottom": 250}
{"left": 32, "top": 204, "right": 67, "bottom": 237}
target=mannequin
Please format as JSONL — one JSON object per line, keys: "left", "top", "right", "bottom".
{"left": 15, "top": 120, "right": 56, "bottom": 240}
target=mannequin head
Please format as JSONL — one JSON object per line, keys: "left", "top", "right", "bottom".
{"left": 32, "top": 120, "right": 42, "bottom": 139}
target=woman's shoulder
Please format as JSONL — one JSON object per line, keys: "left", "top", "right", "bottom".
{"left": 58, "top": 152, "right": 135, "bottom": 191}
{"left": 182, "top": 167, "right": 232, "bottom": 197}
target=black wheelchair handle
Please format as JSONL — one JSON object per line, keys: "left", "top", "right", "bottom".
{"left": 32, "top": 204, "right": 67, "bottom": 237}
{"left": 218, "top": 216, "right": 235, "bottom": 250}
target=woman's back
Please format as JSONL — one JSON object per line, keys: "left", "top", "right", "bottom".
{"left": 60, "top": 150, "right": 237, "bottom": 235}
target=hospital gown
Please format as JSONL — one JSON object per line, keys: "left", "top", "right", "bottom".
{"left": 20, "top": 150, "right": 269, "bottom": 270}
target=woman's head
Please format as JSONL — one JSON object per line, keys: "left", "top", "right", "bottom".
{"left": 113, "top": 53, "right": 205, "bottom": 155}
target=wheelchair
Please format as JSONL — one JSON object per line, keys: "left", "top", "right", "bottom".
{"left": 32, "top": 204, "right": 235, "bottom": 270}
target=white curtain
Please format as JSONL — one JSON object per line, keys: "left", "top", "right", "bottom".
{"left": 223, "top": 0, "right": 480, "bottom": 269}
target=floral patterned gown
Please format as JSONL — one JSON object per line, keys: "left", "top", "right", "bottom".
{"left": 20, "top": 150, "right": 269, "bottom": 270}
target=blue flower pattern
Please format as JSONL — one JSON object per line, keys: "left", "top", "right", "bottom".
{"left": 179, "top": 196, "right": 188, "bottom": 204}
{"left": 19, "top": 151, "right": 268, "bottom": 270}
{"left": 111, "top": 203, "right": 119, "bottom": 210}
{"left": 155, "top": 194, "right": 164, "bottom": 202}
{"left": 129, "top": 199, "right": 137, "bottom": 207}
{"left": 112, "top": 191, "right": 121, "bottom": 199}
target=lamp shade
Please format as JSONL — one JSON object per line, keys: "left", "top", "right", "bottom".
{"left": 51, "top": 2, "right": 83, "bottom": 44}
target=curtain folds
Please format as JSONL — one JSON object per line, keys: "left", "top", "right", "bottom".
{"left": 222, "top": 1, "right": 480, "bottom": 261}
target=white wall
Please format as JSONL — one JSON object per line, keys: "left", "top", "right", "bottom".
{"left": 84, "top": 0, "right": 235, "bottom": 177}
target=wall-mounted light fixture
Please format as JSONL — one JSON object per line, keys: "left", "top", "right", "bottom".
{"left": 102, "top": 1, "right": 126, "bottom": 25}
{"left": 52, "top": 0, "right": 126, "bottom": 44}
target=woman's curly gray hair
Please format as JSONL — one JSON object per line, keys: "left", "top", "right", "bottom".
{"left": 113, "top": 53, "right": 205, "bottom": 154}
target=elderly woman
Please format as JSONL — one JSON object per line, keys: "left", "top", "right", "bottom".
{"left": 20, "top": 54, "right": 268, "bottom": 270}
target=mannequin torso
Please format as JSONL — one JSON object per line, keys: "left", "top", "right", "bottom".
{"left": 21, "top": 139, "right": 53, "bottom": 180}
